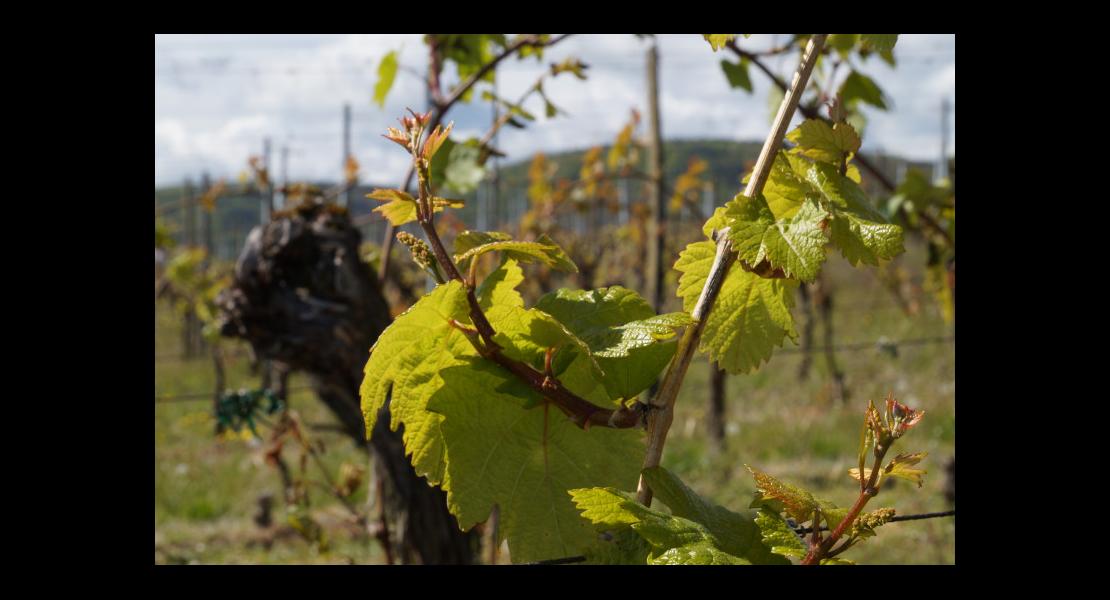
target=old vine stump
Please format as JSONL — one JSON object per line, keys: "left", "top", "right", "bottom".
{"left": 217, "top": 199, "right": 476, "bottom": 564}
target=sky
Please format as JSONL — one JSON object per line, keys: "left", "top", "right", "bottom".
{"left": 154, "top": 34, "right": 955, "bottom": 188}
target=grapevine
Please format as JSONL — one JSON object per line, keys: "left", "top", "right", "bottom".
{"left": 350, "top": 33, "right": 949, "bottom": 565}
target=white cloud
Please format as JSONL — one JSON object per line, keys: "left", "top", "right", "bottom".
{"left": 155, "top": 34, "right": 955, "bottom": 186}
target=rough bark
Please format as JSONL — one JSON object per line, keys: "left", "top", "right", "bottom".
{"left": 707, "top": 360, "right": 726, "bottom": 453}
{"left": 217, "top": 199, "right": 477, "bottom": 564}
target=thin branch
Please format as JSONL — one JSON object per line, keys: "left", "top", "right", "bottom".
{"left": 801, "top": 431, "right": 890, "bottom": 565}
{"left": 794, "top": 510, "right": 955, "bottom": 535}
{"left": 441, "top": 34, "right": 573, "bottom": 111}
{"left": 523, "top": 511, "right": 954, "bottom": 565}
{"left": 405, "top": 133, "right": 640, "bottom": 430}
{"left": 635, "top": 34, "right": 828, "bottom": 508}
{"left": 726, "top": 40, "right": 953, "bottom": 248}
{"left": 377, "top": 35, "right": 574, "bottom": 281}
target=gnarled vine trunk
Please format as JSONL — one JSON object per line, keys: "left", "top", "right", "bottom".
{"left": 217, "top": 200, "right": 477, "bottom": 564}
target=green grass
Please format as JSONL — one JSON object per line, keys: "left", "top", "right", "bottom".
{"left": 154, "top": 246, "right": 954, "bottom": 565}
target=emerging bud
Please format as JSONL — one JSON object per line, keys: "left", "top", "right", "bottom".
{"left": 857, "top": 507, "right": 895, "bottom": 530}
{"left": 396, "top": 231, "right": 434, "bottom": 271}
{"left": 410, "top": 108, "right": 433, "bottom": 126}
{"left": 422, "top": 121, "right": 454, "bottom": 161}
{"left": 383, "top": 127, "right": 410, "bottom": 150}
{"left": 885, "top": 392, "right": 924, "bottom": 438}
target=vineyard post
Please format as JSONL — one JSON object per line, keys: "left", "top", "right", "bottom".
{"left": 200, "top": 172, "right": 214, "bottom": 354}
{"left": 708, "top": 360, "right": 726, "bottom": 452}
{"left": 342, "top": 103, "right": 352, "bottom": 208}
{"left": 262, "top": 137, "right": 273, "bottom": 222}
{"left": 260, "top": 138, "right": 274, "bottom": 391}
{"left": 645, "top": 37, "right": 667, "bottom": 313}
{"left": 183, "top": 175, "right": 198, "bottom": 358}
{"left": 936, "top": 98, "right": 949, "bottom": 184}
{"left": 279, "top": 143, "right": 289, "bottom": 211}
{"left": 201, "top": 171, "right": 213, "bottom": 264}
{"left": 817, "top": 280, "right": 847, "bottom": 403}
{"left": 636, "top": 34, "right": 828, "bottom": 506}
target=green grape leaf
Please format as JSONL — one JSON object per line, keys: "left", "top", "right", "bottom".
{"left": 428, "top": 358, "right": 644, "bottom": 564}
{"left": 804, "top": 162, "right": 904, "bottom": 266}
{"left": 839, "top": 70, "right": 889, "bottom": 110}
{"left": 367, "top": 190, "right": 463, "bottom": 226}
{"left": 827, "top": 33, "right": 860, "bottom": 55}
{"left": 485, "top": 303, "right": 603, "bottom": 384}
{"left": 428, "top": 136, "right": 456, "bottom": 188}
{"left": 572, "top": 468, "right": 789, "bottom": 565}
{"left": 583, "top": 528, "right": 652, "bottom": 565}
{"left": 536, "top": 287, "right": 692, "bottom": 401}
{"left": 368, "top": 189, "right": 418, "bottom": 226}
{"left": 385, "top": 330, "right": 473, "bottom": 482}
{"left": 569, "top": 487, "right": 748, "bottom": 564}
{"left": 747, "top": 465, "right": 838, "bottom": 524}
{"left": 724, "top": 194, "right": 829, "bottom": 282}
{"left": 570, "top": 486, "right": 646, "bottom": 529}
{"left": 754, "top": 508, "right": 807, "bottom": 560}
{"left": 641, "top": 467, "right": 789, "bottom": 565}
{"left": 455, "top": 233, "right": 578, "bottom": 273}
{"left": 649, "top": 542, "right": 751, "bottom": 565}
{"left": 702, "top": 204, "right": 728, "bottom": 237}
{"left": 860, "top": 34, "right": 898, "bottom": 53}
{"left": 476, "top": 257, "right": 524, "bottom": 311}
{"left": 454, "top": 230, "right": 513, "bottom": 255}
{"left": 703, "top": 34, "right": 736, "bottom": 51}
{"left": 885, "top": 451, "right": 928, "bottom": 487}
{"left": 373, "top": 50, "right": 398, "bottom": 108}
{"left": 674, "top": 240, "right": 797, "bottom": 373}
{"left": 761, "top": 152, "right": 817, "bottom": 220}
{"left": 360, "top": 281, "right": 470, "bottom": 437}
{"left": 786, "top": 119, "right": 861, "bottom": 165}
{"left": 720, "top": 59, "right": 752, "bottom": 92}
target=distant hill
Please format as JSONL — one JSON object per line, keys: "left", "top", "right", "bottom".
{"left": 155, "top": 139, "right": 937, "bottom": 261}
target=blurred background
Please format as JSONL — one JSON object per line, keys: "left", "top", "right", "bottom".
{"left": 154, "top": 33, "right": 955, "bottom": 564}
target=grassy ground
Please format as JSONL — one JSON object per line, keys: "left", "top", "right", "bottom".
{"left": 154, "top": 246, "right": 954, "bottom": 565}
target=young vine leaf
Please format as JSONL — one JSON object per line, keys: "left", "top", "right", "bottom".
{"left": 747, "top": 465, "right": 839, "bottom": 525}
{"left": 724, "top": 193, "right": 829, "bottom": 282}
{"left": 802, "top": 161, "right": 904, "bottom": 266}
{"left": 754, "top": 509, "right": 808, "bottom": 560}
{"left": 702, "top": 34, "right": 738, "bottom": 52}
{"left": 785, "top": 119, "right": 861, "bottom": 164}
{"left": 535, "top": 287, "right": 693, "bottom": 402}
{"left": 674, "top": 240, "right": 798, "bottom": 374}
{"left": 475, "top": 256, "right": 525, "bottom": 310}
{"left": 454, "top": 231, "right": 578, "bottom": 273}
{"left": 373, "top": 50, "right": 398, "bottom": 108}
{"left": 570, "top": 466, "right": 788, "bottom": 565}
{"left": 361, "top": 259, "right": 656, "bottom": 563}
{"left": 360, "top": 280, "right": 471, "bottom": 480}
{"left": 427, "top": 355, "right": 643, "bottom": 563}
{"left": 860, "top": 34, "right": 898, "bottom": 53}
{"left": 368, "top": 189, "right": 465, "bottom": 226}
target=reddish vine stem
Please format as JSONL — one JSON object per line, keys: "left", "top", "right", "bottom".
{"left": 635, "top": 34, "right": 828, "bottom": 507}
{"left": 378, "top": 35, "right": 574, "bottom": 280}
{"left": 800, "top": 441, "right": 890, "bottom": 565}
{"left": 413, "top": 160, "right": 640, "bottom": 430}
